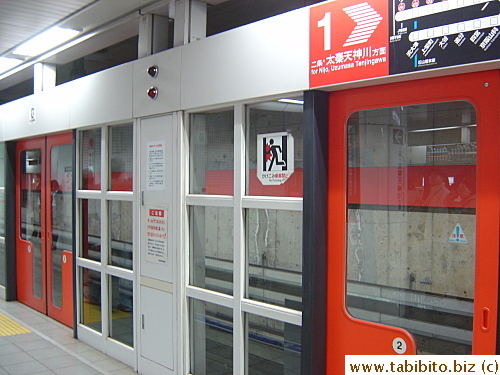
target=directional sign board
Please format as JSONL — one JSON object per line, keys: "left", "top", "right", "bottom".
{"left": 390, "top": 0, "right": 500, "bottom": 74}
{"left": 310, "top": 0, "right": 389, "bottom": 87}
{"left": 393, "top": 128, "right": 404, "bottom": 145}
{"left": 310, "top": 0, "right": 500, "bottom": 87}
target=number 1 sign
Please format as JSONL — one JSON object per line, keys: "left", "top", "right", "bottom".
{"left": 309, "top": 0, "right": 389, "bottom": 88}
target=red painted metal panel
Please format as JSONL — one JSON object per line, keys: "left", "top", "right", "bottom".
{"left": 327, "top": 70, "right": 500, "bottom": 372}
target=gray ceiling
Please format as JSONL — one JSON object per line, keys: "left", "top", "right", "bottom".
{"left": 0, "top": 0, "right": 322, "bottom": 58}
{"left": 0, "top": 0, "right": 321, "bottom": 94}
{"left": 0, "top": 1, "right": 161, "bottom": 58}
{"left": 0, "top": 0, "right": 97, "bottom": 57}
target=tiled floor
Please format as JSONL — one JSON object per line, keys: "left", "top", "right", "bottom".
{"left": 0, "top": 299, "right": 137, "bottom": 375}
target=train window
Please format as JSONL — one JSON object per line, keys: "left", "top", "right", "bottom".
{"left": 189, "top": 206, "right": 234, "bottom": 295}
{"left": 346, "top": 101, "right": 476, "bottom": 354}
{"left": 190, "top": 109, "right": 234, "bottom": 195}
{"left": 81, "top": 128, "right": 102, "bottom": 190}
{"left": 246, "top": 99, "right": 303, "bottom": 197}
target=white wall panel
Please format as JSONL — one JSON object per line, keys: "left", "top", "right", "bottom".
{"left": 0, "top": 7, "right": 311, "bottom": 141}
{"left": 180, "top": 8, "right": 309, "bottom": 110}
{"left": 2, "top": 95, "right": 36, "bottom": 141}
{"left": 0, "top": 105, "right": 5, "bottom": 141}
{"left": 2, "top": 85, "right": 73, "bottom": 141}
{"left": 133, "top": 48, "right": 182, "bottom": 118}
{"left": 69, "top": 64, "right": 133, "bottom": 128}
{"left": 34, "top": 87, "right": 71, "bottom": 133}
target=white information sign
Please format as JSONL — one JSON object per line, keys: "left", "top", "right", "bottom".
{"left": 147, "top": 141, "right": 165, "bottom": 190}
{"left": 146, "top": 207, "right": 167, "bottom": 264}
{"left": 29, "top": 106, "right": 36, "bottom": 125}
{"left": 257, "top": 132, "right": 294, "bottom": 185}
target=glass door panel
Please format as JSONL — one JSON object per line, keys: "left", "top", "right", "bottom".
{"left": 16, "top": 133, "right": 74, "bottom": 327}
{"left": 18, "top": 147, "right": 45, "bottom": 310}
{"left": 326, "top": 71, "right": 500, "bottom": 372}
{"left": 46, "top": 137, "right": 73, "bottom": 327}
{"left": 345, "top": 101, "right": 476, "bottom": 354}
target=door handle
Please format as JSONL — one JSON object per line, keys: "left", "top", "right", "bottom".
{"left": 482, "top": 307, "right": 490, "bottom": 332}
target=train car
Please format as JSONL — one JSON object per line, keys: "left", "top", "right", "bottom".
{"left": 0, "top": 0, "right": 498, "bottom": 374}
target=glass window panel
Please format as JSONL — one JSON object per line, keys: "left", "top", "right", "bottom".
{"left": 20, "top": 148, "right": 43, "bottom": 299}
{"left": 190, "top": 109, "right": 234, "bottom": 195}
{"left": 0, "top": 143, "right": 5, "bottom": 287}
{"left": 346, "top": 101, "right": 476, "bottom": 355}
{"left": 51, "top": 144, "right": 73, "bottom": 308}
{"left": 190, "top": 299, "right": 233, "bottom": 375}
{"left": 246, "top": 209, "right": 302, "bottom": 309}
{"left": 109, "top": 201, "right": 133, "bottom": 270}
{"left": 190, "top": 206, "right": 233, "bottom": 295}
{"left": 81, "top": 268, "right": 102, "bottom": 333}
{"left": 0, "top": 242, "right": 4, "bottom": 287}
{"left": 247, "top": 99, "right": 303, "bottom": 197}
{"left": 0, "top": 143, "right": 5, "bottom": 238}
{"left": 110, "top": 125, "right": 133, "bottom": 191}
{"left": 246, "top": 314, "right": 301, "bottom": 375}
{"left": 81, "top": 129, "right": 101, "bottom": 190}
{"left": 81, "top": 199, "right": 101, "bottom": 262}
{"left": 110, "top": 276, "right": 133, "bottom": 347}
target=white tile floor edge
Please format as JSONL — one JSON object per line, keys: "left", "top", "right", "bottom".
{"left": 0, "top": 302, "right": 117, "bottom": 375}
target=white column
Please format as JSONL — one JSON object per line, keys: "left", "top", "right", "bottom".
{"left": 233, "top": 104, "right": 246, "bottom": 375}
{"left": 33, "top": 62, "right": 56, "bottom": 92}
{"left": 138, "top": 14, "right": 170, "bottom": 58}
{"left": 173, "top": 0, "right": 206, "bottom": 47}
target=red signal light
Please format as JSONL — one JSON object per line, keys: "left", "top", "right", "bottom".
{"left": 147, "top": 65, "right": 159, "bottom": 78}
{"left": 147, "top": 87, "right": 158, "bottom": 99}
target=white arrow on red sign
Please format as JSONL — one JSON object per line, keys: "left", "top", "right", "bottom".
{"left": 342, "top": 2, "right": 383, "bottom": 47}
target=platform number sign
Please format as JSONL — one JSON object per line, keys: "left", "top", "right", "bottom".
{"left": 310, "top": 0, "right": 500, "bottom": 86}
{"left": 310, "top": 0, "right": 389, "bottom": 87}
{"left": 393, "top": 337, "right": 407, "bottom": 354}
{"left": 257, "top": 132, "right": 294, "bottom": 186}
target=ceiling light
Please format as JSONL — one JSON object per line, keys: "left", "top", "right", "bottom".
{"left": 278, "top": 98, "right": 304, "bottom": 105}
{"left": 408, "top": 124, "right": 476, "bottom": 133}
{"left": 0, "top": 57, "right": 22, "bottom": 73}
{"left": 13, "top": 27, "right": 80, "bottom": 57}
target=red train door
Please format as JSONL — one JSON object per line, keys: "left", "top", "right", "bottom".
{"left": 327, "top": 70, "right": 500, "bottom": 371}
{"left": 16, "top": 132, "right": 74, "bottom": 327}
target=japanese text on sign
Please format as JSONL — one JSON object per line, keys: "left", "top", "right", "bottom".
{"left": 146, "top": 207, "right": 168, "bottom": 264}
{"left": 147, "top": 141, "right": 165, "bottom": 191}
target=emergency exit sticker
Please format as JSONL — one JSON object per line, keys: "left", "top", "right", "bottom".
{"left": 257, "top": 132, "right": 294, "bottom": 185}
{"left": 449, "top": 223, "right": 468, "bottom": 243}
{"left": 310, "top": 0, "right": 389, "bottom": 87}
